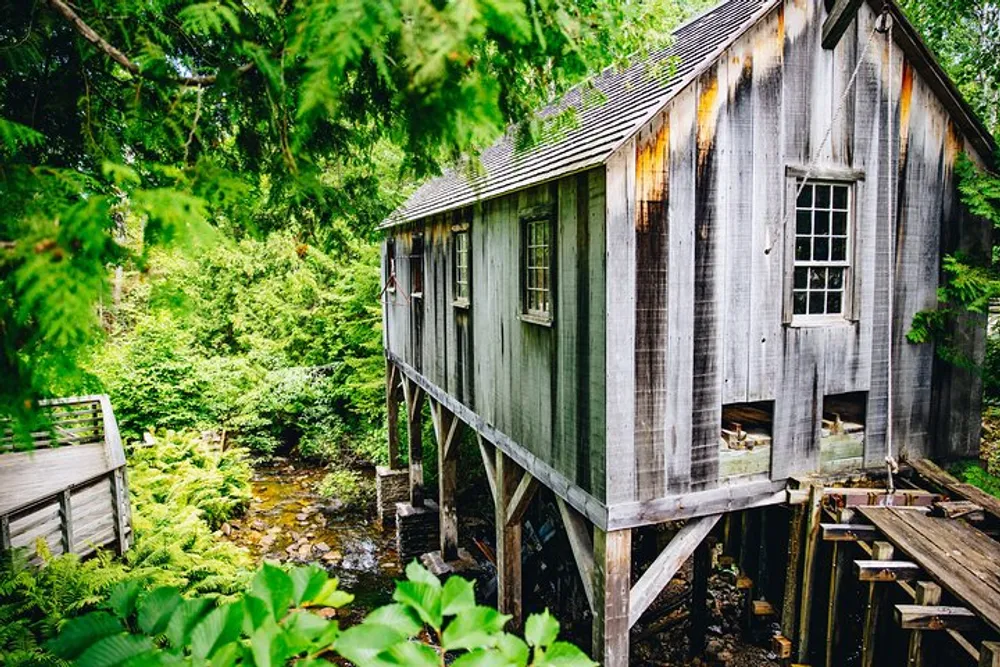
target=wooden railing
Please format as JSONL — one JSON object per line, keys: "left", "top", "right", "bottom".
{"left": 0, "top": 395, "right": 131, "bottom": 561}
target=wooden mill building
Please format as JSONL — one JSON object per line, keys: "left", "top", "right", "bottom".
{"left": 379, "top": 0, "right": 995, "bottom": 663}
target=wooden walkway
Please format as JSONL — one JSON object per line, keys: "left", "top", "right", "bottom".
{"left": 859, "top": 507, "right": 1000, "bottom": 635}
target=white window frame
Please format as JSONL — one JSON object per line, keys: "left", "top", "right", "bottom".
{"left": 784, "top": 169, "right": 861, "bottom": 327}
{"left": 453, "top": 226, "right": 470, "bottom": 308}
{"left": 519, "top": 204, "right": 555, "bottom": 326}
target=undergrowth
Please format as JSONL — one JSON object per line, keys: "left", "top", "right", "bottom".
{"left": 0, "top": 431, "right": 253, "bottom": 666}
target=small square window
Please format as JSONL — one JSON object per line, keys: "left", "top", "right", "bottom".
{"left": 791, "top": 181, "right": 852, "bottom": 319}
{"left": 454, "top": 230, "right": 470, "bottom": 304}
{"left": 521, "top": 212, "right": 553, "bottom": 321}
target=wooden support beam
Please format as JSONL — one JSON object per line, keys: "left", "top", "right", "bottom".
{"left": 0, "top": 514, "right": 10, "bottom": 551}
{"left": 386, "top": 359, "right": 402, "bottom": 470}
{"left": 628, "top": 514, "right": 721, "bottom": 628}
{"left": 593, "top": 527, "right": 631, "bottom": 667}
{"left": 782, "top": 502, "right": 806, "bottom": 643}
{"left": 824, "top": 536, "right": 848, "bottom": 667}
{"left": 109, "top": 467, "right": 129, "bottom": 555}
{"left": 796, "top": 484, "right": 823, "bottom": 662}
{"left": 58, "top": 489, "right": 74, "bottom": 554}
{"left": 912, "top": 459, "right": 1000, "bottom": 522}
{"left": 981, "top": 642, "right": 1000, "bottom": 667}
{"left": 432, "top": 401, "right": 462, "bottom": 562}
{"left": 931, "top": 501, "right": 985, "bottom": 522}
{"left": 401, "top": 377, "right": 425, "bottom": 507}
{"left": 855, "top": 560, "right": 922, "bottom": 582}
{"left": 896, "top": 604, "right": 978, "bottom": 632}
{"left": 861, "top": 541, "right": 893, "bottom": 667}
{"left": 821, "top": 523, "right": 877, "bottom": 541}
{"left": 821, "top": 0, "right": 864, "bottom": 49}
{"left": 496, "top": 450, "right": 523, "bottom": 631}
{"left": 689, "top": 538, "right": 713, "bottom": 659}
{"left": 505, "top": 471, "right": 539, "bottom": 527}
{"left": 825, "top": 488, "right": 942, "bottom": 508}
{"left": 477, "top": 434, "right": 496, "bottom": 503}
{"left": 555, "top": 497, "right": 595, "bottom": 613}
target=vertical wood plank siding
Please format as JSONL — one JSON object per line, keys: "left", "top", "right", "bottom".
{"left": 382, "top": 171, "right": 607, "bottom": 501}
{"left": 622, "top": 0, "right": 983, "bottom": 503}
{"left": 383, "top": 0, "right": 988, "bottom": 515}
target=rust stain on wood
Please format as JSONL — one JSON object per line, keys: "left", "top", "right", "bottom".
{"left": 697, "top": 71, "right": 720, "bottom": 174}
{"left": 635, "top": 115, "right": 669, "bottom": 232}
{"left": 899, "top": 61, "right": 914, "bottom": 159}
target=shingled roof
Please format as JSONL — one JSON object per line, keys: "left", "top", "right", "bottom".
{"left": 384, "top": 0, "right": 776, "bottom": 226}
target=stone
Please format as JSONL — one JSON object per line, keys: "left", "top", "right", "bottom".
{"left": 297, "top": 544, "right": 312, "bottom": 559}
{"left": 395, "top": 500, "right": 440, "bottom": 563}
{"left": 314, "top": 542, "right": 331, "bottom": 553}
{"left": 376, "top": 467, "right": 410, "bottom": 529}
{"left": 220, "top": 523, "right": 232, "bottom": 536}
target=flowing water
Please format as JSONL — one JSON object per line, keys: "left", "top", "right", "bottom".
{"left": 224, "top": 460, "right": 402, "bottom": 622}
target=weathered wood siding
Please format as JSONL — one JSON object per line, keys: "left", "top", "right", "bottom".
{"left": 383, "top": 170, "right": 608, "bottom": 500}
{"left": 622, "top": 0, "right": 988, "bottom": 503}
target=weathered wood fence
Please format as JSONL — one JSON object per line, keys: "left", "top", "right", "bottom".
{"left": 0, "top": 395, "right": 131, "bottom": 561}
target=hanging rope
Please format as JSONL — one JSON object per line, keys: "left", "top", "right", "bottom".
{"left": 876, "top": 3, "right": 898, "bottom": 496}
{"left": 767, "top": 20, "right": 882, "bottom": 254}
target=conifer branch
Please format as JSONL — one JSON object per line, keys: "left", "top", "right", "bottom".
{"left": 45, "top": 0, "right": 253, "bottom": 86}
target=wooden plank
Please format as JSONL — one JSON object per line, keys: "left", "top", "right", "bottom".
{"left": 386, "top": 359, "right": 401, "bottom": 469}
{"left": 477, "top": 435, "right": 497, "bottom": 504}
{"left": 0, "top": 442, "right": 110, "bottom": 515}
{"left": 555, "top": 497, "right": 595, "bottom": 613}
{"left": 782, "top": 502, "right": 806, "bottom": 641}
{"left": 855, "top": 560, "right": 921, "bottom": 582}
{"left": 593, "top": 527, "right": 631, "bottom": 667}
{"left": 932, "top": 501, "right": 985, "bottom": 522}
{"left": 435, "top": 403, "right": 460, "bottom": 561}
{"left": 109, "top": 468, "right": 129, "bottom": 555}
{"left": 896, "top": 604, "right": 978, "bottom": 631}
{"left": 607, "top": 479, "right": 786, "bottom": 529}
{"left": 797, "top": 484, "right": 823, "bottom": 661}
{"left": 860, "top": 507, "right": 1000, "bottom": 634}
{"left": 505, "top": 471, "right": 539, "bottom": 527}
{"left": 982, "top": 642, "right": 1000, "bottom": 667}
{"left": 496, "top": 450, "right": 523, "bottom": 631}
{"left": 822, "top": 0, "right": 863, "bottom": 49}
{"left": 58, "top": 489, "right": 73, "bottom": 554}
{"left": 910, "top": 459, "right": 1000, "bottom": 522}
{"left": 824, "top": 488, "right": 941, "bottom": 507}
{"left": 0, "top": 514, "right": 11, "bottom": 551}
{"left": 822, "top": 523, "right": 877, "bottom": 541}
{"left": 825, "top": 539, "right": 848, "bottom": 667}
{"left": 401, "top": 377, "right": 425, "bottom": 508}
{"left": 689, "top": 537, "right": 712, "bottom": 658}
{"left": 628, "top": 514, "right": 721, "bottom": 627}
{"left": 861, "top": 541, "right": 894, "bottom": 667}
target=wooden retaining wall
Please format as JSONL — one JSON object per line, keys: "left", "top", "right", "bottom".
{"left": 0, "top": 395, "right": 131, "bottom": 561}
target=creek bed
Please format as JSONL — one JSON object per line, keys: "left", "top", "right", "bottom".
{"left": 224, "top": 460, "right": 402, "bottom": 623}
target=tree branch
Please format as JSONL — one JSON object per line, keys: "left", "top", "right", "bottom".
{"left": 45, "top": 0, "right": 252, "bottom": 87}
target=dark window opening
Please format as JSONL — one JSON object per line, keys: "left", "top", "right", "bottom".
{"left": 386, "top": 238, "right": 397, "bottom": 293}
{"left": 720, "top": 401, "right": 774, "bottom": 481}
{"left": 410, "top": 234, "right": 424, "bottom": 298}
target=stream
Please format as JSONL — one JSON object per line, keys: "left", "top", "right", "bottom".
{"left": 223, "top": 460, "right": 403, "bottom": 622}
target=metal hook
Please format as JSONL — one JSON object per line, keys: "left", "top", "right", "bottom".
{"left": 875, "top": 2, "right": 892, "bottom": 34}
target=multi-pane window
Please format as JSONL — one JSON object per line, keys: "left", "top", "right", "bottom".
{"left": 410, "top": 234, "right": 424, "bottom": 297}
{"left": 454, "top": 230, "right": 470, "bottom": 302}
{"left": 793, "top": 181, "right": 851, "bottom": 317}
{"left": 523, "top": 217, "right": 552, "bottom": 318}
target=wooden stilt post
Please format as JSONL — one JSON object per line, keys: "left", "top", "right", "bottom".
{"left": 861, "top": 540, "right": 894, "bottom": 667}
{"left": 496, "top": 450, "right": 523, "bottom": 631}
{"left": 401, "top": 378, "right": 425, "bottom": 507}
{"left": 593, "top": 527, "right": 631, "bottom": 667}
{"left": 781, "top": 502, "right": 806, "bottom": 641}
{"left": 431, "top": 401, "right": 462, "bottom": 561}
{"left": 981, "top": 642, "right": 1000, "bottom": 667}
{"left": 824, "top": 541, "right": 846, "bottom": 667}
{"left": 906, "top": 581, "right": 941, "bottom": 667}
{"left": 386, "top": 360, "right": 401, "bottom": 470}
{"left": 796, "top": 484, "right": 823, "bottom": 662}
{"left": 689, "top": 537, "right": 712, "bottom": 659}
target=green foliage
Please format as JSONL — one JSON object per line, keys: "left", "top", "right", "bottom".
{"left": 949, "top": 460, "right": 1000, "bottom": 499}
{"left": 316, "top": 470, "right": 374, "bottom": 511}
{"left": 0, "top": 0, "right": 707, "bottom": 424}
{"left": 49, "top": 561, "right": 593, "bottom": 666}
{"left": 0, "top": 430, "right": 253, "bottom": 665}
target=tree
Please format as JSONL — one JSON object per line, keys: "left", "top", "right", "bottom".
{"left": 1, "top": 0, "right": 708, "bottom": 429}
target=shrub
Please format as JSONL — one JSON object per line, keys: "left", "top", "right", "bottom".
{"left": 316, "top": 470, "right": 374, "bottom": 510}
{"left": 48, "top": 562, "right": 595, "bottom": 667}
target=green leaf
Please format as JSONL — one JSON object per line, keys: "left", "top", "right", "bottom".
{"left": 248, "top": 619, "right": 286, "bottom": 667}
{"left": 496, "top": 633, "right": 530, "bottom": 666}
{"left": 451, "top": 650, "right": 518, "bottom": 667}
{"left": 191, "top": 602, "right": 244, "bottom": 660}
{"left": 334, "top": 623, "right": 408, "bottom": 666}
{"left": 164, "top": 598, "right": 212, "bottom": 648}
{"left": 442, "top": 605, "right": 509, "bottom": 652}
{"left": 378, "top": 640, "right": 441, "bottom": 666}
{"left": 107, "top": 580, "right": 144, "bottom": 619}
{"left": 283, "top": 610, "right": 334, "bottom": 652}
{"left": 524, "top": 610, "right": 559, "bottom": 649}
{"left": 76, "top": 634, "right": 155, "bottom": 667}
{"left": 363, "top": 603, "right": 423, "bottom": 636}
{"left": 405, "top": 560, "right": 441, "bottom": 588}
{"left": 393, "top": 580, "right": 443, "bottom": 630}
{"left": 47, "top": 612, "right": 124, "bottom": 660}
{"left": 310, "top": 577, "right": 354, "bottom": 608}
{"left": 533, "top": 641, "right": 597, "bottom": 666}
{"left": 250, "top": 562, "right": 295, "bottom": 619}
{"left": 441, "top": 576, "right": 476, "bottom": 616}
{"left": 290, "top": 564, "right": 328, "bottom": 605}
{"left": 138, "top": 587, "right": 183, "bottom": 635}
